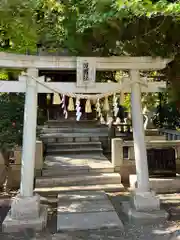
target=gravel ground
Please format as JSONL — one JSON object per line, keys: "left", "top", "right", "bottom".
{"left": 0, "top": 192, "right": 179, "bottom": 240}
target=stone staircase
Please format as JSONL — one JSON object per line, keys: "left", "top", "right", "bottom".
{"left": 36, "top": 120, "right": 124, "bottom": 195}
{"left": 40, "top": 119, "right": 107, "bottom": 156}
{"left": 46, "top": 142, "right": 103, "bottom": 155}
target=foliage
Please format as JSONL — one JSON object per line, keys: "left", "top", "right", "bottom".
{"left": 0, "top": 71, "right": 8, "bottom": 80}
{"left": 0, "top": 93, "right": 24, "bottom": 150}
{"left": 0, "top": 91, "right": 45, "bottom": 150}
{"left": 37, "top": 0, "right": 180, "bottom": 57}
{"left": 0, "top": 0, "right": 179, "bottom": 56}
{"left": 141, "top": 93, "right": 160, "bottom": 111}
{"left": 0, "top": 0, "right": 38, "bottom": 53}
{"left": 0, "top": 91, "right": 23, "bottom": 193}
{"left": 151, "top": 91, "right": 180, "bottom": 129}
{"left": 153, "top": 100, "right": 180, "bottom": 129}
{"left": 123, "top": 92, "right": 160, "bottom": 113}
{"left": 123, "top": 94, "right": 131, "bottom": 111}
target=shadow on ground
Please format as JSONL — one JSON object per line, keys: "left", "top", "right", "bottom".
{"left": 0, "top": 192, "right": 180, "bottom": 240}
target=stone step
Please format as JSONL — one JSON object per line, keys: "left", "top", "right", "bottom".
{"left": 36, "top": 173, "right": 121, "bottom": 188}
{"left": 42, "top": 165, "right": 115, "bottom": 177}
{"left": 41, "top": 127, "right": 108, "bottom": 134}
{"left": 42, "top": 170, "right": 114, "bottom": 177}
{"left": 46, "top": 142, "right": 102, "bottom": 150}
{"left": 44, "top": 153, "right": 110, "bottom": 162}
{"left": 42, "top": 154, "right": 114, "bottom": 176}
{"left": 40, "top": 196, "right": 58, "bottom": 204}
{"left": 46, "top": 147, "right": 103, "bottom": 155}
{"left": 46, "top": 120, "right": 102, "bottom": 127}
{"left": 42, "top": 167, "right": 115, "bottom": 176}
{"left": 43, "top": 137, "right": 100, "bottom": 144}
{"left": 35, "top": 183, "right": 125, "bottom": 196}
{"left": 42, "top": 168, "right": 88, "bottom": 177}
{"left": 43, "top": 154, "right": 113, "bottom": 171}
{"left": 40, "top": 132, "right": 107, "bottom": 139}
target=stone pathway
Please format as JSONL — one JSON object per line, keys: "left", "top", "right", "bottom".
{"left": 0, "top": 193, "right": 180, "bottom": 239}
{"left": 57, "top": 191, "right": 123, "bottom": 231}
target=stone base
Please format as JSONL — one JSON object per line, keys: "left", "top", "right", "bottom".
{"left": 11, "top": 194, "right": 41, "bottom": 220}
{"left": 131, "top": 190, "right": 160, "bottom": 212}
{"left": 121, "top": 189, "right": 169, "bottom": 224}
{"left": 2, "top": 205, "right": 48, "bottom": 232}
{"left": 2, "top": 194, "right": 48, "bottom": 232}
{"left": 121, "top": 201, "right": 169, "bottom": 224}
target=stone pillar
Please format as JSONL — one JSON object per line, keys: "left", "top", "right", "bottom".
{"left": 130, "top": 70, "right": 149, "bottom": 192}
{"left": 121, "top": 70, "right": 167, "bottom": 222}
{"left": 128, "top": 146, "right": 135, "bottom": 160}
{"left": 172, "top": 134, "right": 177, "bottom": 140}
{"left": 3, "top": 69, "right": 47, "bottom": 232}
{"left": 20, "top": 68, "right": 38, "bottom": 197}
{"left": 111, "top": 138, "right": 123, "bottom": 170}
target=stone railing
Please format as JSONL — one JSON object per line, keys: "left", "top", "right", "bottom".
{"left": 112, "top": 138, "right": 180, "bottom": 180}
{"left": 159, "top": 128, "right": 180, "bottom": 141}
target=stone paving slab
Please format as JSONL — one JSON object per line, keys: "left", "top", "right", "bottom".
{"left": 57, "top": 191, "right": 123, "bottom": 231}
{"left": 58, "top": 200, "right": 115, "bottom": 213}
{"left": 58, "top": 191, "right": 108, "bottom": 202}
{"left": 57, "top": 211, "right": 123, "bottom": 231}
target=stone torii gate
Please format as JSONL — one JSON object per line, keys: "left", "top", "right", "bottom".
{"left": 0, "top": 52, "right": 171, "bottom": 231}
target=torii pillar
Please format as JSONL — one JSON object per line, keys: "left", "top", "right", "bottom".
{"left": 2, "top": 69, "right": 47, "bottom": 232}
{"left": 122, "top": 70, "right": 168, "bottom": 221}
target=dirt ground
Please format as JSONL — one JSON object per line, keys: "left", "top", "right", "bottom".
{"left": 0, "top": 191, "right": 180, "bottom": 240}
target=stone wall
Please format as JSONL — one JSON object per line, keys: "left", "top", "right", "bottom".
{"left": 112, "top": 138, "right": 180, "bottom": 182}
{"left": 103, "top": 128, "right": 165, "bottom": 155}
{"left": 145, "top": 135, "right": 166, "bottom": 141}
{"left": 0, "top": 141, "right": 44, "bottom": 189}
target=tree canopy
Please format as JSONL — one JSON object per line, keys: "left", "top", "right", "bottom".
{"left": 0, "top": 0, "right": 179, "bottom": 57}
{"left": 0, "top": 0, "right": 37, "bottom": 53}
